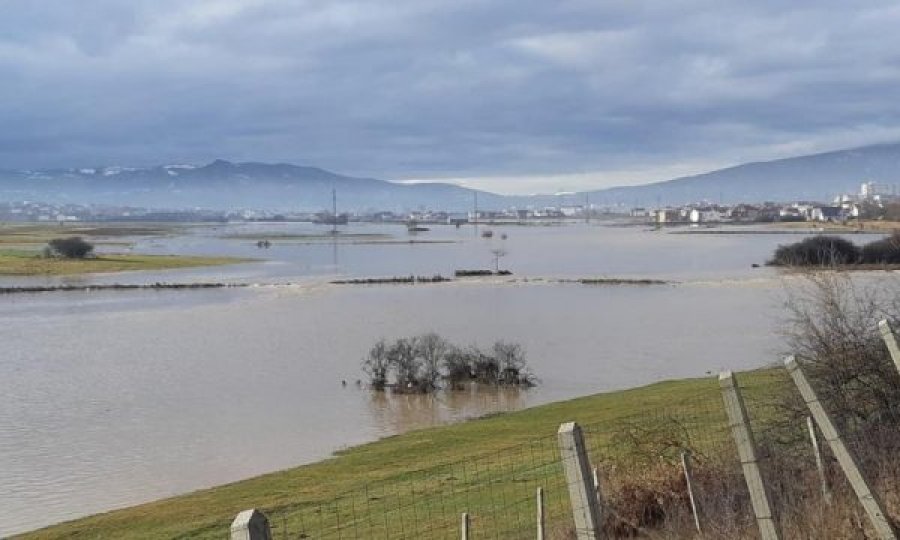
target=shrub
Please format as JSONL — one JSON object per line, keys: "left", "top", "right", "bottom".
{"left": 46, "top": 237, "right": 95, "bottom": 259}
{"left": 859, "top": 231, "right": 900, "bottom": 264}
{"left": 783, "top": 274, "right": 900, "bottom": 420}
{"left": 769, "top": 235, "right": 859, "bottom": 266}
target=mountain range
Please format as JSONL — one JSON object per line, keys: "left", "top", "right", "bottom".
{"left": 2, "top": 142, "right": 900, "bottom": 212}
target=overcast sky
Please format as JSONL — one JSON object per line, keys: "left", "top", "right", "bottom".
{"left": 3, "top": 1, "right": 900, "bottom": 194}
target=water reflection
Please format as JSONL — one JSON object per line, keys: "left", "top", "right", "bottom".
{"left": 366, "top": 385, "right": 528, "bottom": 435}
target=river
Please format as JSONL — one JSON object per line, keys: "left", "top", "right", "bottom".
{"left": 0, "top": 222, "right": 875, "bottom": 536}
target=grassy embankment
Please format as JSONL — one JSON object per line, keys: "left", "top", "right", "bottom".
{"left": 19, "top": 368, "right": 787, "bottom": 539}
{"left": 0, "top": 223, "right": 250, "bottom": 275}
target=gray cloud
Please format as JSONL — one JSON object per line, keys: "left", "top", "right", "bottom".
{"left": 2, "top": 0, "right": 900, "bottom": 192}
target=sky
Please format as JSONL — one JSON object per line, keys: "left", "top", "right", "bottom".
{"left": 3, "top": 1, "right": 900, "bottom": 194}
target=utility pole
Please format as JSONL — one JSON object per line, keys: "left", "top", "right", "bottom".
{"left": 585, "top": 192, "right": 590, "bottom": 224}
{"left": 473, "top": 191, "right": 479, "bottom": 234}
{"left": 331, "top": 188, "right": 337, "bottom": 235}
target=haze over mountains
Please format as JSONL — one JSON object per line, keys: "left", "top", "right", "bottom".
{"left": 2, "top": 143, "right": 900, "bottom": 212}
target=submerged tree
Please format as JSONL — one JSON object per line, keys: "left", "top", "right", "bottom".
{"left": 387, "top": 337, "right": 420, "bottom": 390}
{"left": 416, "top": 333, "right": 449, "bottom": 391}
{"left": 362, "top": 334, "right": 536, "bottom": 392}
{"left": 362, "top": 339, "right": 390, "bottom": 391}
{"left": 493, "top": 341, "right": 530, "bottom": 385}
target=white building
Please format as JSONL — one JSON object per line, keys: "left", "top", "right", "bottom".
{"left": 689, "top": 208, "right": 723, "bottom": 223}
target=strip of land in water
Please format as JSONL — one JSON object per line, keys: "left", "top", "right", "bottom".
{"left": 17, "top": 369, "right": 785, "bottom": 539}
{"left": 0, "top": 250, "right": 252, "bottom": 276}
{"left": 0, "top": 222, "right": 184, "bottom": 245}
{"left": 221, "top": 232, "right": 456, "bottom": 245}
{"left": 0, "top": 223, "right": 251, "bottom": 275}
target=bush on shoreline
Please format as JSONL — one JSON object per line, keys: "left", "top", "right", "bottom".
{"left": 44, "top": 236, "right": 95, "bottom": 259}
{"left": 859, "top": 232, "right": 900, "bottom": 264}
{"left": 362, "top": 333, "right": 536, "bottom": 392}
{"left": 768, "top": 235, "right": 859, "bottom": 266}
{"left": 769, "top": 231, "right": 900, "bottom": 267}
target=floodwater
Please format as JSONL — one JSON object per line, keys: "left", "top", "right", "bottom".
{"left": 0, "top": 223, "right": 882, "bottom": 536}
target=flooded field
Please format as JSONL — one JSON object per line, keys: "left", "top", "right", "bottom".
{"left": 0, "top": 222, "right": 879, "bottom": 536}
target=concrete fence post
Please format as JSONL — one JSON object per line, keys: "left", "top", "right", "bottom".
{"left": 681, "top": 450, "right": 702, "bottom": 533}
{"left": 878, "top": 320, "right": 900, "bottom": 376}
{"left": 719, "top": 371, "right": 781, "bottom": 540}
{"left": 558, "top": 421, "right": 604, "bottom": 539}
{"left": 537, "top": 487, "right": 546, "bottom": 540}
{"left": 231, "top": 509, "right": 272, "bottom": 540}
{"left": 461, "top": 512, "right": 470, "bottom": 540}
{"left": 785, "top": 356, "right": 897, "bottom": 540}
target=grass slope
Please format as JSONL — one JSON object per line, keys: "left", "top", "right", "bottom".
{"left": 18, "top": 369, "right": 787, "bottom": 539}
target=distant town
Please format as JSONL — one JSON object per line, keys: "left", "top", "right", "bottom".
{"left": 2, "top": 180, "right": 898, "bottom": 226}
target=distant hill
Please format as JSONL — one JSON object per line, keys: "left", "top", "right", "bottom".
{"left": 2, "top": 142, "right": 900, "bottom": 211}
{"left": 573, "top": 142, "right": 900, "bottom": 207}
{"left": 0, "top": 160, "right": 505, "bottom": 212}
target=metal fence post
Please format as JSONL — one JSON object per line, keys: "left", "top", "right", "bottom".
{"left": 719, "top": 371, "right": 781, "bottom": 540}
{"left": 558, "top": 421, "right": 604, "bottom": 539}
{"left": 681, "top": 450, "right": 702, "bottom": 533}
{"left": 806, "top": 416, "right": 831, "bottom": 504}
{"left": 785, "top": 356, "right": 897, "bottom": 540}
{"left": 461, "top": 512, "right": 469, "bottom": 540}
{"left": 878, "top": 320, "right": 900, "bottom": 376}
{"left": 231, "top": 509, "right": 272, "bottom": 540}
{"left": 537, "top": 487, "right": 545, "bottom": 540}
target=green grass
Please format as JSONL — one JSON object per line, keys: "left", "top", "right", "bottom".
{"left": 17, "top": 368, "right": 788, "bottom": 539}
{"left": 0, "top": 223, "right": 251, "bottom": 275}
{"left": 0, "top": 250, "right": 252, "bottom": 276}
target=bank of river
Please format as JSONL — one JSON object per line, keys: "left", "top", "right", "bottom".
{"left": 1, "top": 222, "right": 886, "bottom": 537}
{"left": 18, "top": 367, "right": 787, "bottom": 539}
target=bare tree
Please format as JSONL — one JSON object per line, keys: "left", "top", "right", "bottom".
{"left": 416, "top": 333, "right": 449, "bottom": 390}
{"left": 782, "top": 272, "right": 900, "bottom": 420}
{"left": 388, "top": 337, "right": 420, "bottom": 391}
{"left": 362, "top": 339, "right": 391, "bottom": 390}
{"left": 493, "top": 341, "right": 532, "bottom": 385}
{"left": 443, "top": 345, "right": 472, "bottom": 387}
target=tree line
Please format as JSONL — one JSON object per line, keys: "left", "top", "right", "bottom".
{"left": 769, "top": 232, "right": 900, "bottom": 267}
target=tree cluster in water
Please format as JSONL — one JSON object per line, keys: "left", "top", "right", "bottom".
{"left": 362, "top": 333, "right": 536, "bottom": 392}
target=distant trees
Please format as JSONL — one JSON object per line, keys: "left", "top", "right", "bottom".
{"left": 769, "top": 235, "right": 859, "bottom": 267}
{"left": 769, "top": 232, "right": 900, "bottom": 267}
{"left": 45, "top": 237, "right": 95, "bottom": 259}
{"left": 859, "top": 231, "right": 900, "bottom": 264}
{"left": 362, "top": 334, "right": 536, "bottom": 392}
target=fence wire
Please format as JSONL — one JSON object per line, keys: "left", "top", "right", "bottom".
{"left": 240, "top": 369, "right": 900, "bottom": 539}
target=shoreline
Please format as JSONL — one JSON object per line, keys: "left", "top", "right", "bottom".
{"left": 16, "top": 368, "right": 786, "bottom": 539}
{"left": 0, "top": 274, "right": 678, "bottom": 294}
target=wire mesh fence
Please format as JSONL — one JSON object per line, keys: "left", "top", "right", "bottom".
{"left": 235, "top": 363, "right": 900, "bottom": 539}
{"left": 264, "top": 431, "right": 570, "bottom": 539}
